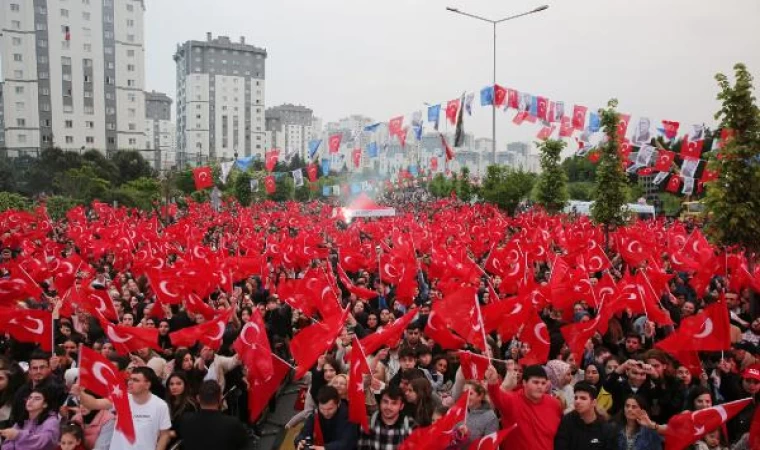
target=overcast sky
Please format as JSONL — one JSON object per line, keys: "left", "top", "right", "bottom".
{"left": 145, "top": 0, "right": 760, "bottom": 151}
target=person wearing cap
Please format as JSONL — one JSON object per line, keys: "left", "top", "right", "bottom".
{"left": 722, "top": 364, "right": 760, "bottom": 442}
{"left": 732, "top": 341, "right": 758, "bottom": 370}
{"left": 554, "top": 382, "right": 617, "bottom": 450}
{"left": 484, "top": 364, "right": 562, "bottom": 450}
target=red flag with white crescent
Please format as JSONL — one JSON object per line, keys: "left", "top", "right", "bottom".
{"left": 169, "top": 308, "right": 233, "bottom": 351}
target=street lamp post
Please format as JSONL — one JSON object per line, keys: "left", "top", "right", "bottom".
{"left": 446, "top": 5, "right": 549, "bottom": 166}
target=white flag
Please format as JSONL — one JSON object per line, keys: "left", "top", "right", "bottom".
{"left": 627, "top": 144, "right": 655, "bottom": 173}
{"left": 250, "top": 179, "right": 258, "bottom": 192}
{"left": 680, "top": 158, "right": 700, "bottom": 178}
{"left": 332, "top": 185, "right": 341, "bottom": 196}
{"left": 220, "top": 161, "right": 234, "bottom": 184}
{"left": 653, "top": 171, "right": 669, "bottom": 185}
{"left": 681, "top": 176, "right": 695, "bottom": 195}
{"left": 292, "top": 169, "right": 304, "bottom": 187}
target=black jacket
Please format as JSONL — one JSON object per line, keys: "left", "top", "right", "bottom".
{"left": 554, "top": 411, "right": 617, "bottom": 450}
{"left": 295, "top": 401, "right": 358, "bottom": 450}
{"left": 603, "top": 373, "right": 662, "bottom": 417}
{"left": 177, "top": 409, "right": 248, "bottom": 450}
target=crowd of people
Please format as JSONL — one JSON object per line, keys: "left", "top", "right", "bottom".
{"left": 0, "top": 194, "right": 758, "bottom": 450}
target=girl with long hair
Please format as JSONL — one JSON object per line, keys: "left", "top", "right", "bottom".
{"left": 404, "top": 378, "right": 438, "bottom": 427}
{"left": 462, "top": 382, "right": 498, "bottom": 444}
{"left": 613, "top": 395, "right": 663, "bottom": 450}
{"left": 0, "top": 387, "right": 60, "bottom": 450}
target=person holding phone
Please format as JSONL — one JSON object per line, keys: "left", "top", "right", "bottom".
{"left": 603, "top": 359, "right": 662, "bottom": 417}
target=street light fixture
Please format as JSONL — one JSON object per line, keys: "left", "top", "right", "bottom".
{"left": 446, "top": 5, "right": 549, "bottom": 166}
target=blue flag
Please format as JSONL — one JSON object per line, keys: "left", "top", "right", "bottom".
{"left": 589, "top": 113, "right": 601, "bottom": 132}
{"left": 367, "top": 142, "right": 378, "bottom": 158}
{"left": 409, "top": 165, "right": 419, "bottom": 177}
{"left": 530, "top": 96, "right": 538, "bottom": 117}
{"left": 364, "top": 122, "right": 381, "bottom": 133}
{"left": 235, "top": 156, "right": 254, "bottom": 171}
{"left": 480, "top": 86, "right": 494, "bottom": 106}
{"left": 322, "top": 186, "right": 331, "bottom": 196}
{"left": 350, "top": 183, "right": 361, "bottom": 194}
{"left": 321, "top": 157, "right": 331, "bottom": 176}
{"left": 427, "top": 104, "right": 441, "bottom": 130}
{"left": 308, "top": 139, "right": 322, "bottom": 160}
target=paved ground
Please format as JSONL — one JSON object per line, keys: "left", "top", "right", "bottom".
{"left": 249, "top": 382, "right": 301, "bottom": 450}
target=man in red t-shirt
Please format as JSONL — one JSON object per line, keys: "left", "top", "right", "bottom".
{"left": 485, "top": 364, "right": 563, "bottom": 450}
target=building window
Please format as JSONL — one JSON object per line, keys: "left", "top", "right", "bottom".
{"left": 10, "top": 3, "right": 20, "bottom": 11}
{"left": 13, "top": 54, "right": 23, "bottom": 62}
{"left": 105, "top": 47, "right": 113, "bottom": 54}
{"left": 63, "top": 105, "right": 73, "bottom": 113}
{"left": 108, "top": 137, "right": 116, "bottom": 144}
{"left": 11, "top": 20, "right": 21, "bottom": 29}
{"left": 40, "top": 87, "right": 49, "bottom": 95}
{"left": 86, "top": 136, "right": 94, "bottom": 144}
{"left": 127, "top": 34, "right": 135, "bottom": 42}
{"left": 37, "top": 39, "right": 48, "bottom": 47}
{"left": 127, "top": 19, "right": 134, "bottom": 27}
{"left": 84, "top": 75, "right": 92, "bottom": 83}
{"left": 65, "top": 136, "right": 74, "bottom": 144}
{"left": 128, "top": 138, "right": 137, "bottom": 145}
{"left": 14, "top": 86, "right": 24, "bottom": 94}
{"left": 60, "top": 9, "right": 69, "bottom": 17}
{"left": 85, "top": 121, "right": 94, "bottom": 128}
{"left": 65, "top": 120, "right": 73, "bottom": 128}
{"left": 83, "top": 58, "right": 92, "bottom": 67}
{"left": 128, "top": 123, "right": 136, "bottom": 131}
{"left": 107, "top": 62, "right": 114, "bottom": 69}
{"left": 18, "top": 135, "right": 27, "bottom": 144}
{"left": 128, "top": 93, "right": 136, "bottom": 102}
{"left": 105, "top": 76, "right": 114, "bottom": 85}
{"left": 62, "top": 56, "right": 72, "bottom": 65}
{"left": 84, "top": 91, "right": 92, "bottom": 98}
{"left": 82, "top": 11, "right": 90, "bottom": 20}
{"left": 83, "top": 43, "right": 92, "bottom": 52}
{"left": 41, "top": 103, "right": 51, "bottom": 111}
{"left": 15, "top": 102, "right": 24, "bottom": 111}
{"left": 62, "top": 41, "right": 70, "bottom": 50}
{"left": 127, "top": 64, "right": 135, "bottom": 71}
{"left": 126, "top": 3, "right": 133, "bottom": 11}
{"left": 84, "top": 106, "right": 94, "bottom": 115}
{"left": 62, "top": 73, "right": 72, "bottom": 81}
{"left": 12, "top": 37, "right": 21, "bottom": 46}
{"left": 128, "top": 108, "right": 136, "bottom": 118}
{"left": 127, "top": 49, "right": 135, "bottom": 57}
{"left": 82, "top": 27, "right": 91, "bottom": 36}
{"left": 104, "top": 31, "right": 113, "bottom": 39}
{"left": 13, "top": 70, "right": 23, "bottom": 78}
{"left": 106, "top": 123, "right": 115, "bottom": 130}
{"left": 127, "top": 79, "right": 135, "bottom": 87}
{"left": 39, "top": 72, "right": 49, "bottom": 79}
{"left": 36, "top": 23, "right": 47, "bottom": 31}
{"left": 16, "top": 118, "right": 26, "bottom": 127}
{"left": 106, "top": 107, "right": 115, "bottom": 115}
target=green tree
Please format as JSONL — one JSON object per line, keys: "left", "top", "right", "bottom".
{"left": 480, "top": 165, "right": 536, "bottom": 215}
{"left": 561, "top": 155, "right": 597, "bottom": 182}
{"left": 705, "top": 63, "right": 760, "bottom": 253}
{"left": 0, "top": 192, "right": 31, "bottom": 212}
{"left": 110, "top": 150, "right": 154, "bottom": 186}
{"left": 174, "top": 169, "right": 197, "bottom": 195}
{"left": 536, "top": 139, "right": 569, "bottom": 213}
{"left": 456, "top": 167, "right": 474, "bottom": 202}
{"left": 567, "top": 182, "right": 595, "bottom": 201}
{"left": 591, "top": 99, "right": 630, "bottom": 239}
{"left": 116, "top": 177, "right": 161, "bottom": 210}
{"left": 233, "top": 171, "right": 253, "bottom": 206}
{"left": 0, "top": 158, "right": 17, "bottom": 193}
{"left": 429, "top": 174, "right": 454, "bottom": 198}
{"left": 26, "top": 148, "right": 84, "bottom": 195}
{"left": 269, "top": 175, "right": 295, "bottom": 202}
{"left": 53, "top": 166, "right": 110, "bottom": 203}
{"left": 45, "top": 196, "right": 82, "bottom": 221}
{"left": 82, "top": 149, "right": 119, "bottom": 185}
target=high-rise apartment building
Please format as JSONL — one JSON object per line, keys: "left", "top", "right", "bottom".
{"left": 143, "top": 90, "right": 174, "bottom": 170}
{"left": 0, "top": 0, "right": 146, "bottom": 155}
{"left": 264, "top": 103, "right": 314, "bottom": 159}
{"left": 174, "top": 32, "right": 266, "bottom": 167}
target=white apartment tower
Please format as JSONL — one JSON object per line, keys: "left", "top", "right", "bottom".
{"left": 264, "top": 103, "right": 314, "bottom": 160}
{"left": 174, "top": 32, "right": 266, "bottom": 167}
{"left": 0, "top": 0, "right": 146, "bottom": 155}
{"left": 143, "top": 90, "right": 174, "bottom": 171}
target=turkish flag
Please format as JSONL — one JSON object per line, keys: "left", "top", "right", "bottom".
{"left": 388, "top": 116, "right": 404, "bottom": 139}
{"left": 0, "top": 308, "right": 52, "bottom": 351}
{"left": 662, "top": 120, "right": 680, "bottom": 140}
{"left": 560, "top": 317, "right": 599, "bottom": 364}
{"left": 519, "top": 311, "right": 551, "bottom": 365}
{"left": 290, "top": 308, "right": 347, "bottom": 379}
{"left": 306, "top": 164, "right": 318, "bottom": 182}
{"left": 264, "top": 175, "right": 276, "bottom": 194}
{"left": 572, "top": 105, "right": 587, "bottom": 130}
{"left": 359, "top": 308, "right": 417, "bottom": 354}
{"left": 424, "top": 310, "right": 466, "bottom": 350}
{"left": 192, "top": 166, "right": 214, "bottom": 190}
{"left": 446, "top": 99, "right": 460, "bottom": 125}
{"left": 101, "top": 321, "right": 161, "bottom": 355}
{"left": 536, "top": 125, "right": 556, "bottom": 141}
{"left": 328, "top": 133, "right": 342, "bottom": 153}
{"left": 248, "top": 354, "right": 291, "bottom": 422}
{"left": 146, "top": 272, "right": 187, "bottom": 306}
{"left": 430, "top": 157, "right": 438, "bottom": 172}
{"left": 458, "top": 351, "right": 491, "bottom": 380}
{"left": 348, "top": 337, "right": 371, "bottom": 432}
{"left": 51, "top": 254, "right": 85, "bottom": 292}
{"left": 657, "top": 302, "right": 731, "bottom": 353}
{"left": 265, "top": 149, "right": 279, "bottom": 172}
{"left": 440, "top": 134, "right": 455, "bottom": 161}
{"left": 664, "top": 398, "right": 752, "bottom": 450}
{"left": 559, "top": 116, "right": 574, "bottom": 138}
{"left": 585, "top": 241, "right": 611, "bottom": 273}
{"left": 400, "top": 392, "right": 468, "bottom": 450}
{"left": 493, "top": 84, "right": 507, "bottom": 107}
{"left": 680, "top": 136, "right": 704, "bottom": 159}
{"left": 337, "top": 264, "right": 378, "bottom": 301}
{"left": 654, "top": 150, "right": 676, "bottom": 172}
{"left": 536, "top": 96, "right": 549, "bottom": 121}
{"left": 701, "top": 167, "right": 719, "bottom": 183}
{"left": 466, "top": 425, "right": 517, "bottom": 450}
{"left": 352, "top": 148, "right": 362, "bottom": 168}
{"left": 434, "top": 286, "right": 487, "bottom": 352}
{"left": 482, "top": 296, "right": 529, "bottom": 341}
{"left": 169, "top": 308, "right": 232, "bottom": 351}
{"left": 232, "top": 309, "right": 273, "bottom": 380}
{"left": 65, "top": 284, "right": 118, "bottom": 322}
{"left": 665, "top": 175, "right": 682, "bottom": 193}
{"left": 79, "top": 346, "right": 136, "bottom": 444}
{"left": 506, "top": 89, "right": 519, "bottom": 109}
{"left": 617, "top": 113, "right": 631, "bottom": 138}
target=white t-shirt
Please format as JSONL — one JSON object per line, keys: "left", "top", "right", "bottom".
{"left": 109, "top": 393, "right": 171, "bottom": 450}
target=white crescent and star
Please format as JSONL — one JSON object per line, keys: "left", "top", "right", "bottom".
{"left": 694, "top": 318, "right": 714, "bottom": 339}
{"left": 92, "top": 361, "right": 115, "bottom": 387}
{"left": 534, "top": 322, "right": 550, "bottom": 345}
{"left": 23, "top": 317, "right": 44, "bottom": 335}
{"left": 106, "top": 325, "right": 132, "bottom": 343}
